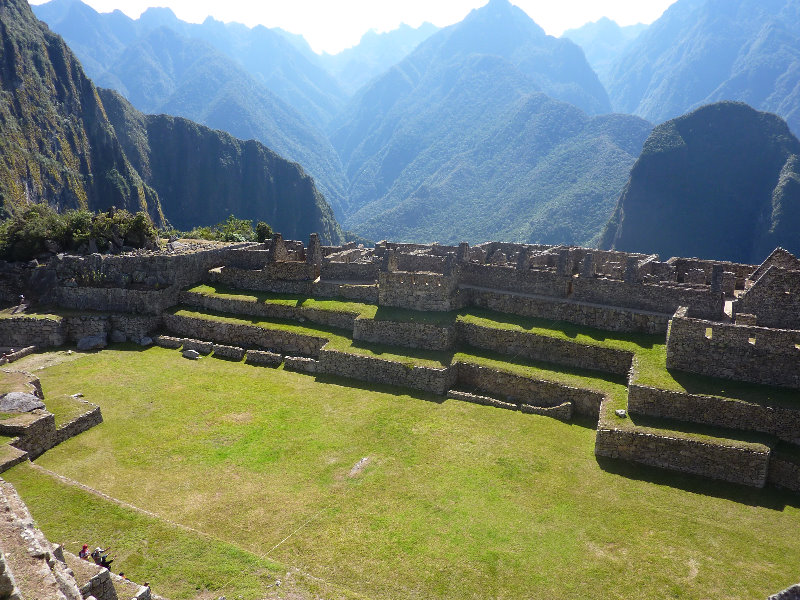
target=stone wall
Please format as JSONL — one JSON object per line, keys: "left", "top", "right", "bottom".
{"left": 378, "top": 271, "right": 461, "bottom": 312}
{"left": 455, "top": 362, "right": 604, "bottom": 419}
{"left": 180, "top": 290, "right": 358, "bottom": 330}
{"left": 460, "top": 264, "right": 570, "bottom": 297}
{"left": 54, "top": 285, "right": 179, "bottom": 315}
{"left": 767, "top": 455, "right": 800, "bottom": 493}
{"left": 313, "top": 281, "right": 379, "bottom": 303}
{"left": 352, "top": 318, "right": 455, "bottom": 351}
{"left": 47, "top": 243, "right": 254, "bottom": 290}
{"left": 1, "top": 412, "right": 56, "bottom": 459}
{"left": 468, "top": 288, "right": 670, "bottom": 334}
{"left": 321, "top": 261, "right": 379, "bottom": 282}
{"left": 734, "top": 267, "right": 800, "bottom": 330}
{"left": 162, "top": 313, "right": 327, "bottom": 357}
{"left": 666, "top": 311, "right": 800, "bottom": 389}
{"left": 54, "top": 404, "right": 103, "bottom": 445}
{"left": 209, "top": 266, "right": 313, "bottom": 295}
{"left": 594, "top": 423, "right": 771, "bottom": 487}
{"left": 317, "top": 349, "right": 456, "bottom": 395}
{"left": 0, "top": 316, "right": 65, "bottom": 347}
{"left": 456, "top": 321, "right": 634, "bottom": 376}
{"left": 668, "top": 257, "right": 756, "bottom": 288}
{"left": 628, "top": 383, "right": 800, "bottom": 442}
{"left": 396, "top": 254, "right": 447, "bottom": 274}
{"left": 571, "top": 277, "right": 724, "bottom": 320}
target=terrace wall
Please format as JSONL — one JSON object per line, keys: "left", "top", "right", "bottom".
{"left": 209, "top": 266, "right": 313, "bottom": 295}
{"left": 467, "top": 288, "right": 670, "bottom": 334}
{"left": 321, "top": 261, "right": 379, "bottom": 282}
{"left": 627, "top": 384, "right": 800, "bottom": 442}
{"left": 768, "top": 455, "right": 800, "bottom": 492}
{"left": 352, "top": 318, "right": 456, "bottom": 351}
{"left": 162, "top": 313, "right": 327, "bottom": 357}
{"left": 54, "top": 285, "right": 179, "bottom": 315}
{"left": 455, "top": 362, "right": 604, "bottom": 419}
{"left": 0, "top": 316, "right": 65, "bottom": 347}
{"left": 666, "top": 311, "right": 800, "bottom": 389}
{"left": 595, "top": 418, "right": 770, "bottom": 487}
{"left": 313, "top": 281, "right": 379, "bottom": 303}
{"left": 570, "top": 278, "right": 724, "bottom": 320}
{"left": 317, "top": 349, "right": 456, "bottom": 395}
{"left": 456, "top": 321, "right": 633, "bottom": 376}
{"left": 459, "top": 264, "right": 570, "bottom": 297}
{"left": 179, "top": 290, "right": 357, "bottom": 330}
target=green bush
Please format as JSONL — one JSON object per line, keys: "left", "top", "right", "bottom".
{"left": 255, "top": 221, "right": 272, "bottom": 243}
{"left": 178, "top": 216, "right": 271, "bottom": 243}
{"left": 0, "top": 205, "right": 158, "bottom": 261}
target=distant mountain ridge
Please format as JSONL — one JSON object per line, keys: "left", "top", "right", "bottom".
{"left": 2, "top": 0, "right": 344, "bottom": 243}
{"left": 317, "top": 23, "right": 440, "bottom": 96}
{"left": 329, "top": 0, "right": 647, "bottom": 245}
{"left": 607, "top": 0, "right": 800, "bottom": 134}
{"left": 562, "top": 18, "right": 647, "bottom": 89}
{"left": 32, "top": 0, "right": 351, "bottom": 217}
{"left": 600, "top": 102, "right": 800, "bottom": 263}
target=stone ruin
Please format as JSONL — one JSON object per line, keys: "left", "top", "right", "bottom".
{"left": 0, "top": 236, "right": 799, "bottom": 599}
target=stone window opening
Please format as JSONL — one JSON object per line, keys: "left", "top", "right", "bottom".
{"left": 705, "top": 327, "right": 713, "bottom": 340}
{"left": 748, "top": 336, "right": 757, "bottom": 346}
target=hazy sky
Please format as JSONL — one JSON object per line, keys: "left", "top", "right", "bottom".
{"left": 29, "top": 0, "right": 678, "bottom": 54}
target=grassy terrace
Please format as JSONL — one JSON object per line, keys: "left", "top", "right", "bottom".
{"left": 170, "top": 307, "right": 452, "bottom": 368}
{"left": 4, "top": 347, "right": 799, "bottom": 600}
{"left": 181, "top": 285, "right": 800, "bottom": 408}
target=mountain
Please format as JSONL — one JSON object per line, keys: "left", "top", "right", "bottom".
{"left": 32, "top": 0, "right": 345, "bottom": 129}
{"left": 331, "top": 0, "right": 643, "bottom": 245}
{"left": 318, "top": 23, "right": 440, "bottom": 96}
{"left": 1, "top": 0, "right": 343, "bottom": 243}
{"left": 599, "top": 102, "right": 800, "bottom": 263}
{"left": 0, "top": 0, "right": 162, "bottom": 222}
{"left": 607, "top": 0, "right": 800, "bottom": 134}
{"left": 32, "top": 0, "right": 351, "bottom": 218}
{"left": 99, "top": 90, "right": 342, "bottom": 242}
{"left": 562, "top": 18, "right": 647, "bottom": 88}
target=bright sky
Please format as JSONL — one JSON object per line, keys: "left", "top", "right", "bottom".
{"left": 28, "top": 0, "right": 678, "bottom": 54}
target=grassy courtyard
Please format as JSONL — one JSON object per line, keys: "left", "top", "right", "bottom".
{"left": 3, "top": 347, "right": 800, "bottom": 600}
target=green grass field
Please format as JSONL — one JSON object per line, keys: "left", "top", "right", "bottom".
{"left": 4, "top": 347, "right": 800, "bottom": 600}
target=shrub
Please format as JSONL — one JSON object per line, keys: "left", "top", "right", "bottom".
{"left": 0, "top": 204, "right": 158, "bottom": 261}
{"left": 255, "top": 221, "right": 272, "bottom": 243}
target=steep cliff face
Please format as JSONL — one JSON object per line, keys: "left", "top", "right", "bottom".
{"left": 600, "top": 102, "right": 800, "bottom": 262}
{"left": 0, "top": 0, "right": 162, "bottom": 222}
{"left": 99, "top": 89, "right": 343, "bottom": 243}
{"left": 0, "top": 0, "right": 344, "bottom": 244}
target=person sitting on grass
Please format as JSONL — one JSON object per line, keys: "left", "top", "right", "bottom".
{"left": 78, "top": 544, "right": 89, "bottom": 560}
{"left": 91, "top": 547, "right": 114, "bottom": 569}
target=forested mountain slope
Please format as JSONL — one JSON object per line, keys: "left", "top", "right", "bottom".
{"left": 0, "top": 0, "right": 162, "bottom": 222}
{"left": 607, "top": 0, "right": 800, "bottom": 134}
{"left": 331, "top": 0, "right": 647, "bottom": 244}
{"left": 562, "top": 18, "right": 646, "bottom": 89}
{"left": 1, "top": 0, "right": 344, "bottom": 243}
{"left": 600, "top": 102, "right": 800, "bottom": 263}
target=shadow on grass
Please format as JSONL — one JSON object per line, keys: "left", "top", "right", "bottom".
{"left": 348, "top": 339, "right": 454, "bottom": 367}
{"left": 668, "top": 369, "right": 800, "bottom": 409}
{"left": 312, "top": 373, "right": 445, "bottom": 404}
{"left": 458, "top": 346, "right": 629, "bottom": 386}
{"left": 461, "top": 308, "right": 663, "bottom": 349}
{"left": 374, "top": 306, "right": 458, "bottom": 326}
{"left": 596, "top": 456, "right": 800, "bottom": 510}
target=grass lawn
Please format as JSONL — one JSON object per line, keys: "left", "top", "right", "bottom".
{"left": 5, "top": 347, "right": 800, "bottom": 600}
